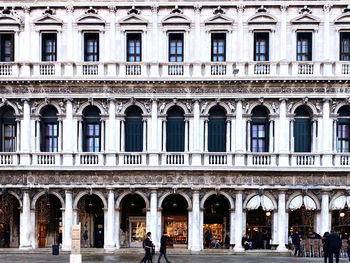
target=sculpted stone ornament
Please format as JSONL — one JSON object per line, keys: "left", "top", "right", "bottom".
{"left": 287, "top": 102, "right": 294, "bottom": 113}
{"left": 271, "top": 102, "right": 279, "bottom": 114}
{"left": 243, "top": 102, "right": 250, "bottom": 113}
{"left": 143, "top": 102, "right": 151, "bottom": 113}
{"left": 59, "top": 100, "right": 66, "bottom": 114}
{"left": 159, "top": 102, "right": 166, "bottom": 114}
{"left": 227, "top": 102, "right": 236, "bottom": 113}
{"left": 200, "top": 101, "right": 208, "bottom": 114}
{"left": 116, "top": 102, "right": 123, "bottom": 113}
{"left": 73, "top": 101, "right": 81, "bottom": 114}
{"left": 315, "top": 102, "right": 322, "bottom": 114}
{"left": 186, "top": 102, "right": 193, "bottom": 113}
{"left": 31, "top": 100, "right": 39, "bottom": 114}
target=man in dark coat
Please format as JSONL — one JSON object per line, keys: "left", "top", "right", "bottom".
{"left": 158, "top": 232, "right": 171, "bottom": 263}
{"left": 327, "top": 231, "right": 342, "bottom": 263}
{"left": 322, "top": 232, "right": 330, "bottom": 263}
{"left": 140, "top": 232, "right": 154, "bottom": 263}
{"left": 205, "top": 229, "right": 212, "bottom": 248}
{"left": 241, "top": 234, "right": 250, "bottom": 250}
{"left": 291, "top": 231, "right": 301, "bottom": 257}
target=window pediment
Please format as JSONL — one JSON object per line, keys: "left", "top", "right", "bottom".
{"left": 204, "top": 14, "right": 234, "bottom": 26}
{"left": 291, "top": 14, "right": 320, "bottom": 25}
{"left": 161, "top": 14, "right": 191, "bottom": 26}
{"left": 0, "top": 15, "right": 22, "bottom": 27}
{"left": 76, "top": 14, "right": 105, "bottom": 25}
{"left": 335, "top": 13, "right": 350, "bottom": 24}
{"left": 248, "top": 14, "right": 277, "bottom": 25}
{"left": 33, "top": 14, "right": 63, "bottom": 26}
{"left": 119, "top": 14, "right": 148, "bottom": 25}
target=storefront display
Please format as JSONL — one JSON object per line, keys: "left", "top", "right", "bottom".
{"left": 129, "top": 217, "right": 146, "bottom": 247}
{"left": 203, "top": 224, "right": 223, "bottom": 243}
{"left": 164, "top": 216, "right": 188, "bottom": 247}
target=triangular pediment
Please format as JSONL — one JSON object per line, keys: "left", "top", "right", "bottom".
{"left": 33, "top": 14, "right": 63, "bottom": 25}
{"left": 76, "top": 14, "right": 105, "bottom": 25}
{"left": 0, "top": 15, "right": 21, "bottom": 26}
{"left": 162, "top": 14, "right": 191, "bottom": 25}
{"left": 291, "top": 13, "right": 320, "bottom": 25}
{"left": 248, "top": 14, "right": 277, "bottom": 25}
{"left": 335, "top": 13, "right": 350, "bottom": 24}
{"left": 204, "top": 14, "right": 234, "bottom": 25}
{"left": 119, "top": 14, "right": 148, "bottom": 25}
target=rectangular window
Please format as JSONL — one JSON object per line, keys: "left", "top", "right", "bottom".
{"left": 254, "top": 32, "right": 269, "bottom": 61}
{"left": 84, "top": 33, "right": 99, "bottom": 62}
{"left": 211, "top": 33, "right": 226, "bottom": 62}
{"left": 44, "top": 123, "right": 58, "bottom": 152}
{"left": 42, "top": 33, "right": 57, "bottom": 62}
{"left": 169, "top": 33, "right": 183, "bottom": 62}
{"left": 340, "top": 32, "right": 350, "bottom": 61}
{"left": 338, "top": 124, "right": 350, "bottom": 152}
{"left": 251, "top": 124, "right": 266, "bottom": 152}
{"left": 86, "top": 123, "right": 100, "bottom": 152}
{"left": 297, "top": 32, "right": 312, "bottom": 61}
{"left": 3, "top": 123, "right": 15, "bottom": 152}
{"left": 0, "top": 34, "right": 14, "bottom": 62}
{"left": 127, "top": 33, "right": 141, "bottom": 62}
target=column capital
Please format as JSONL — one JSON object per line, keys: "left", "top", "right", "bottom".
{"left": 108, "top": 5, "right": 117, "bottom": 13}
{"left": 107, "top": 98, "right": 116, "bottom": 103}
{"left": 278, "top": 190, "right": 287, "bottom": 195}
{"left": 235, "top": 98, "right": 245, "bottom": 103}
{"left": 279, "top": 98, "right": 288, "bottom": 103}
{"left": 64, "top": 188, "right": 73, "bottom": 194}
{"left": 65, "top": 4, "right": 74, "bottom": 14}
{"left": 22, "top": 5, "right": 30, "bottom": 14}
{"left": 151, "top": 4, "right": 159, "bottom": 14}
{"left": 150, "top": 188, "right": 158, "bottom": 194}
{"left": 21, "top": 98, "right": 30, "bottom": 103}
{"left": 64, "top": 97, "right": 73, "bottom": 103}
{"left": 234, "top": 188, "right": 245, "bottom": 193}
{"left": 192, "top": 187, "right": 201, "bottom": 193}
{"left": 237, "top": 4, "right": 245, "bottom": 13}
{"left": 192, "top": 98, "right": 201, "bottom": 104}
{"left": 323, "top": 3, "right": 332, "bottom": 13}
{"left": 280, "top": 4, "right": 289, "bottom": 12}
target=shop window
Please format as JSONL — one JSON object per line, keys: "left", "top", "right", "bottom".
{"left": 169, "top": 33, "right": 183, "bottom": 62}
{"left": 127, "top": 33, "right": 141, "bottom": 62}
{"left": 211, "top": 33, "right": 226, "bottom": 62}
{"left": 297, "top": 32, "right": 312, "bottom": 61}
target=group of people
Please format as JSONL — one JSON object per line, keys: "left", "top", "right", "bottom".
{"left": 204, "top": 229, "right": 230, "bottom": 249}
{"left": 140, "top": 232, "right": 171, "bottom": 263}
{"left": 241, "top": 230, "right": 270, "bottom": 250}
{"left": 291, "top": 230, "right": 348, "bottom": 263}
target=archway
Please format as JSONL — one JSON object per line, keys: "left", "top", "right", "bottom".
{"left": 245, "top": 194, "right": 274, "bottom": 249}
{"left": 120, "top": 194, "right": 146, "bottom": 247}
{"left": 162, "top": 194, "right": 188, "bottom": 248}
{"left": 288, "top": 195, "right": 317, "bottom": 239}
{"left": 35, "top": 194, "right": 62, "bottom": 248}
{"left": 203, "top": 194, "right": 230, "bottom": 248}
{"left": 0, "top": 193, "right": 20, "bottom": 247}
{"left": 77, "top": 194, "right": 104, "bottom": 248}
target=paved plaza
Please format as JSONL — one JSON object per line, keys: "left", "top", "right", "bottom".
{"left": 0, "top": 254, "right": 348, "bottom": 263}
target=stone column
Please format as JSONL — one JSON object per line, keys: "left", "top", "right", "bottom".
{"left": 277, "top": 191, "right": 288, "bottom": 251}
{"left": 63, "top": 98, "right": 74, "bottom": 165}
{"left": 192, "top": 100, "right": 201, "bottom": 165}
{"left": 246, "top": 120, "right": 251, "bottom": 152}
{"left": 235, "top": 100, "right": 244, "bottom": 165}
{"left": 312, "top": 119, "right": 318, "bottom": 153}
{"left": 320, "top": 190, "right": 331, "bottom": 235}
{"left": 269, "top": 120, "right": 274, "bottom": 152}
{"left": 147, "top": 189, "right": 158, "bottom": 249}
{"left": 142, "top": 118, "right": 147, "bottom": 152}
{"left": 21, "top": 99, "right": 31, "bottom": 165}
{"left": 322, "top": 99, "right": 333, "bottom": 166}
{"left": 105, "top": 189, "right": 115, "bottom": 249}
{"left": 106, "top": 99, "right": 116, "bottom": 165}
{"left": 120, "top": 120, "right": 125, "bottom": 152}
{"left": 162, "top": 119, "right": 167, "bottom": 152}
{"left": 184, "top": 119, "right": 189, "bottom": 152}
{"left": 234, "top": 190, "right": 244, "bottom": 251}
{"left": 290, "top": 119, "right": 295, "bottom": 152}
{"left": 101, "top": 119, "right": 105, "bottom": 152}
{"left": 149, "top": 99, "right": 158, "bottom": 165}
{"left": 193, "top": 5, "right": 202, "bottom": 76}
{"left": 115, "top": 208, "right": 120, "bottom": 249}
{"left": 279, "top": 99, "right": 289, "bottom": 166}
{"left": 226, "top": 119, "right": 231, "bottom": 152}
{"left": 57, "top": 119, "right": 63, "bottom": 152}
{"left": 280, "top": 4, "right": 288, "bottom": 75}
{"left": 20, "top": 190, "right": 32, "bottom": 248}
{"left": 229, "top": 208, "right": 235, "bottom": 247}
{"left": 204, "top": 119, "right": 208, "bottom": 152}
{"left": 35, "top": 119, "right": 40, "bottom": 152}
{"left": 62, "top": 189, "right": 73, "bottom": 251}
{"left": 191, "top": 189, "right": 201, "bottom": 251}
{"left": 323, "top": 4, "right": 332, "bottom": 75}
{"left": 65, "top": 5, "right": 74, "bottom": 75}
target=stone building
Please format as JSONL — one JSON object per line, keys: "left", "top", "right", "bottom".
{"left": 0, "top": 0, "right": 349, "bottom": 252}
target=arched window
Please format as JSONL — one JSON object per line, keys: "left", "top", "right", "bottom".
{"left": 208, "top": 106, "right": 226, "bottom": 152}
{"left": 40, "top": 105, "right": 58, "bottom": 152}
{"left": 83, "top": 106, "right": 100, "bottom": 152}
{"left": 251, "top": 106, "right": 269, "bottom": 152}
{"left": 0, "top": 106, "right": 16, "bottom": 152}
{"left": 166, "top": 106, "right": 185, "bottom": 152}
{"left": 125, "top": 106, "right": 143, "bottom": 152}
{"left": 337, "top": 106, "right": 350, "bottom": 153}
{"left": 294, "top": 106, "right": 312, "bottom": 152}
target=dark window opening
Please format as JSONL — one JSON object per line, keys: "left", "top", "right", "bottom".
{"left": 340, "top": 32, "right": 350, "bottom": 61}
{"left": 0, "top": 34, "right": 14, "bottom": 62}
{"left": 297, "top": 32, "right": 312, "bottom": 61}
{"left": 211, "top": 33, "right": 226, "bottom": 62}
{"left": 251, "top": 106, "right": 269, "bottom": 152}
{"left": 127, "top": 33, "right": 141, "bottom": 62}
{"left": 40, "top": 105, "right": 58, "bottom": 152}
{"left": 83, "top": 106, "right": 101, "bottom": 152}
{"left": 169, "top": 33, "right": 183, "bottom": 62}
{"left": 84, "top": 33, "right": 99, "bottom": 62}
{"left": 42, "top": 33, "right": 57, "bottom": 62}
{"left": 254, "top": 32, "right": 269, "bottom": 61}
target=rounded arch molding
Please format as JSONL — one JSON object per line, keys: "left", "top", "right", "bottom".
{"left": 115, "top": 190, "right": 150, "bottom": 209}
{"left": 200, "top": 190, "right": 234, "bottom": 210}
{"left": 158, "top": 191, "right": 192, "bottom": 210}
{"left": 31, "top": 190, "right": 65, "bottom": 210}
{"left": 73, "top": 190, "right": 108, "bottom": 210}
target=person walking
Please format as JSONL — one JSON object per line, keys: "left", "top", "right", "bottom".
{"left": 322, "top": 232, "right": 330, "bottom": 263}
{"left": 327, "top": 231, "right": 342, "bottom": 263}
{"left": 144, "top": 232, "right": 154, "bottom": 263}
{"left": 291, "top": 231, "right": 301, "bottom": 257}
{"left": 158, "top": 232, "right": 171, "bottom": 263}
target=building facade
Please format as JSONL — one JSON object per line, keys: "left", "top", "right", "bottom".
{"left": 0, "top": 0, "right": 349, "bottom": 252}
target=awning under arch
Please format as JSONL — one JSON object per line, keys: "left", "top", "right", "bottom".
{"left": 331, "top": 196, "right": 350, "bottom": 210}
{"left": 289, "top": 195, "right": 317, "bottom": 211}
{"left": 246, "top": 195, "right": 274, "bottom": 211}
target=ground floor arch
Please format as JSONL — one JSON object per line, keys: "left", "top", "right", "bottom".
{"left": 35, "top": 194, "right": 62, "bottom": 248}
{"left": 162, "top": 193, "right": 189, "bottom": 248}
{"left": 0, "top": 193, "right": 20, "bottom": 248}
{"left": 203, "top": 194, "right": 230, "bottom": 249}
{"left": 119, "top": 193, "right": 146, "bottom": 247}
{"left": 77, "top": 194, "right": 104, "bottom": 248}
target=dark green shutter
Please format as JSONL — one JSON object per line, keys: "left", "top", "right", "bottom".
{"left": 166, "top": 118, "right": 184, "bottom": 152}
{"left": 294, "top": 118, "right": 311, "bottom": 152}
{"left": 208, "top": 106, "right": 226, "bottom": 152}
{"left": 125, "top": 117, "right": 143, "bottom": 152}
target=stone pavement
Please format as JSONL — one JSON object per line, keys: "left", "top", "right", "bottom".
{"left": 0, "top": 254, "right": 348, "bottom": 263}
